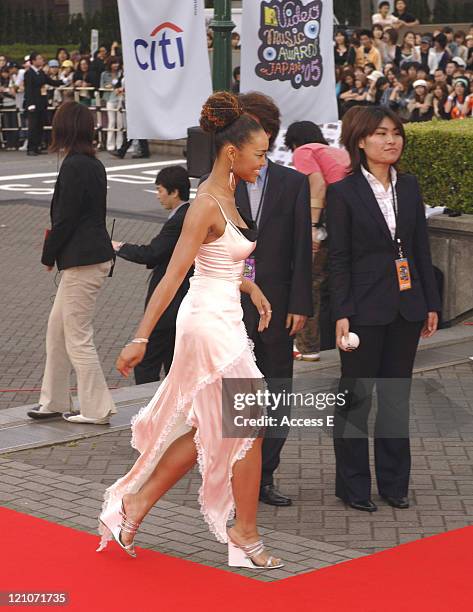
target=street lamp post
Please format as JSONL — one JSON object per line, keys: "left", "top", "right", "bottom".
{"left": 209, "top": 0, "right": 235, "bottom": 91}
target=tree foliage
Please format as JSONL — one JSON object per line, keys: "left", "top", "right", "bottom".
{"left": 0, "top": 4, "right": 121, "bottom": 46}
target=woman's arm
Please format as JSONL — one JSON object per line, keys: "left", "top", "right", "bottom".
{"left": 444, "top": 94, "right": 454, "bottom": 115}
{"left": 41, "top": 160, "right": 85, "bottom": 267}
{"left": 419, "top": 94, "right": 433, "bottom": 114}
{"left": 240, "top": 277, "right": 272, "bottom": 332}
{"left": 354, "top": 90, "right": 368, "bottom": 101}
{"left": 116, "top": 197, "right": 216, "bottom": 375}
{"left": 135, "top": 199, "right": 212, "bottom": 338}
{"left": 340, "top": 89, "right": 356, "bottom": 100}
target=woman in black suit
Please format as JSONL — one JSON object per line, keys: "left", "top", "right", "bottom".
{"left": 27, "top": 101, "right": 116, "bottom": 425}
{"left": 326, "top": 106, "right": 441, "bottom": 512}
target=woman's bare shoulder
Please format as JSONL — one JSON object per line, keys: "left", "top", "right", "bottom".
{"left": 191, "top": 190, "right": 221, "bottom": 212}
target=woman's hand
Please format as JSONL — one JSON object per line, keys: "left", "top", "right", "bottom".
{"left": 336, "top": 318, "right": 352, "bottom": 351}
{"left": 112, "top": 240, "right": 123, "bottom": 251}
{"left": 250, "top": 285, "right": 272, "bottom": 332}
{"left": 312, "top": 238, "right": 321, "bottom": 254}
{"left": 116, "top": 343, "right": 147, "bottom": 377}
{"left": 421, "top": 311, "right": 438, "bottom": 338}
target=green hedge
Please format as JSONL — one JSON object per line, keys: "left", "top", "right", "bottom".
{"left": 1, "top": 44, "right": 76, "bottom": 64}
{"left": 402, "top": 120, "right": 473, "bottom": 213}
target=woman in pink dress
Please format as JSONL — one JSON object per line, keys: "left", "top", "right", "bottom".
{"left": 96, "top": 92, "right": 283, "bottom": 569}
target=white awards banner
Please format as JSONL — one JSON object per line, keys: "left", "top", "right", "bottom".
{"left": 240, "top": 0, "right": 338, "bottom": 126}
{"left": 117, "top": 0, "right": 212, "bottom": 139}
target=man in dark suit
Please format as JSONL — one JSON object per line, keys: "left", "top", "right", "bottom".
{"left": 113, "top": 166, "right": 192, "bottom": 383}
{"left": 238, "top": 92, "right": 312, "bottom": 506}
{"left": 24, "top": 52, "right": 63, "bottom": 156}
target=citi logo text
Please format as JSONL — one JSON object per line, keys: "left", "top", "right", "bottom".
{"left": 134, "top": 22, "right": 184, "bottom": 71}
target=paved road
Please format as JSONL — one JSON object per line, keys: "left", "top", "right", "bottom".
{"left": 0, "top": 200, "right": 163, "bottom": 411}
{"left": 2, "top": 361, "right": 473, "bottom": 578}
{"left": 0, "top": 150, "right": 192, "bottom": 220}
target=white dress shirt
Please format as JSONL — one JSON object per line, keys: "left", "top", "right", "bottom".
{"left": 361, "top": 165, "right": 397, "bottom": 239}
{"left": 167, "top": 200, "right": 188, "bottom": 220}
{"left": 246, "top": 163, "right": 268, "bottom": 226}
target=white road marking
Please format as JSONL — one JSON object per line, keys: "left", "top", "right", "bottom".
{"left": 107, "top": 174, "right": 156, "bottom": 184}
{"left": 0, "top": 159, "right": 186, "bottom": 182}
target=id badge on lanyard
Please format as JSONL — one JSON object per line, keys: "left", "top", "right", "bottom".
{"left": 242, "top": 170, "right": 268, "bottom": 282}
{"left": 243, "top": 257, "right": 256, "bottom": 282}
{"left": 391, "top": 176, "right": 412, "bottom": 292}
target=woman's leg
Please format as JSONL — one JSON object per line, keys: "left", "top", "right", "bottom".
{"left": 116, "top": 100, "right": 124, "bottom": 150}
{"left": 62, "top": 262, "right": 116, "bottom": 419}
{"left": 228, "top": 437, "right": 281, "bottom": 566}
{"left": 39, "top": 274, "right": 73, "bottom": 412}
{"left": 120, "top": 428, "right": 198, "bottom": 546}
{"left": 375, "top": 315, "right": 423, "bottom": 498}
{"left": 335, "top": 324, "right": 386, "bottom": 501}
{"left": 106, "top": 101, "right": 116, "bottom": 151}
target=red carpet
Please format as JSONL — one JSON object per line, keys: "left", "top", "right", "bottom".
{"left": 1, "top": 506, "right": 472, "bottom": 611}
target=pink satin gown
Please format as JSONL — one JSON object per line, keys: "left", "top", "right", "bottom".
{"left": 97, "top": 194, "right": 264, "bottom": 548}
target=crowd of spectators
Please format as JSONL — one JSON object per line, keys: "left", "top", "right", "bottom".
{"left": 2, "top": 3, "right": 473, "bottom": 151}
{"left": 335, "top": 1, "right": 473, "bottom": 122}
{"left": 0, "top": 42, "right": 131, "bottom": 153}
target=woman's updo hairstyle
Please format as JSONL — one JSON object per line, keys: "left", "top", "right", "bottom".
{"left": 200, "top": 91, "right": 263, "bottom": 153}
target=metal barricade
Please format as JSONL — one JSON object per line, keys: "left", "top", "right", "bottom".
{"left": 0, "top": 86, "right": 127, "bottom": 151}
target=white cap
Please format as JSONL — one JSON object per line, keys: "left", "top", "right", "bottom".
{"left": 452, "top": 56, "right": 466, "bottom": 68}
{"left": 413, "top": 79, "right": 428, "bottom": 88}
{"left": 367, "top": 70, "right": 384, "bottom": 82}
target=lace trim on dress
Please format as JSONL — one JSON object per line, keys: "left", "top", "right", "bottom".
{"left": 97, "top": 337, "right": 260, "bottom": 550}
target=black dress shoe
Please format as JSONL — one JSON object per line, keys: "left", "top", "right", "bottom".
{"left": 347, "top": 499, "right": 378, "bottom": 512}
{"left": 381, "top": 495, "right": 409, "bottom": 509}
{"left": 259, "top": 484, "right": 292, "bottom": 506}
{"left": 110, "top": 151, "right": 125, "bottom": 158}
{"left": 27, "top": 405, "right": 63, "bottom": 419}
{"left": 27, "top": 151, "right": 39, "bottom": 156}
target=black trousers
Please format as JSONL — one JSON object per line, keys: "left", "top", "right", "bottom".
{"left": 134, "top": 327, "right": 175, "bottom": 385}
{"left": 27, "top": 109, "right": 46, "bottom": 152}
{"left": 334, "top": 313, "right": 423, "bottom": 502}
{"left": 252, "top": 332, "right": 293, "bottom": 488}
{"left": 118, "top": 134, "right": 149, "bottom": 157}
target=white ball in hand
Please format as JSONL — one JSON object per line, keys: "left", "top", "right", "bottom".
{"left": 341, "top": 332, "right": 360, "bottom": 350}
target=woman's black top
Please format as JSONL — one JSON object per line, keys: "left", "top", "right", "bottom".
{"left": 334, "top": 46, "right": 355, "bottom": 66}
{"left": 41, "top": 153, "right": 114, "bottom": 270}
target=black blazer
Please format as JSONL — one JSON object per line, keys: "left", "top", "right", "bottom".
{"left": 326, "top": 171, "right": 441, "bottom": 326}
{"left": 117, "top": 204, "right": 192, "bottom": 330}
{"left": 41, "top": 154, "right": 114, "bottom": 270}
{"left": 24, "top": 68, "right": 62, "bottom": 111}
{"left": 236, "top": 160, "right": 312, "bottom": 343}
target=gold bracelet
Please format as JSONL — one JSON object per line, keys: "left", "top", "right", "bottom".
{"left": 126, "top": 338, "right": 149, "bottom": 346}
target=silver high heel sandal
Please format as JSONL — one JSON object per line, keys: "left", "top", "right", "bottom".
{"left": 98, "top": 499, "right": 142, "bottom": 558}
{"left": 227, "top": 531, "right": 284, "bottom": 569}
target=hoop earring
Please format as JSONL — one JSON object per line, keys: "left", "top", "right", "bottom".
{"left": 229, "top": 162, "right": 236, "bottom": 191}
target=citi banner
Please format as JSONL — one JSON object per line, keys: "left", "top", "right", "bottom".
{"left": 117, "top": 0, "right": 212, "bottom": 139}
{"left": 240, "top": 0, "right": 338, "bottom": 125}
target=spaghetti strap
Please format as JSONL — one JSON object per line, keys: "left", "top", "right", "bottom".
{"left": 197, "top": 192, "right": 228, "bottom": 221}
